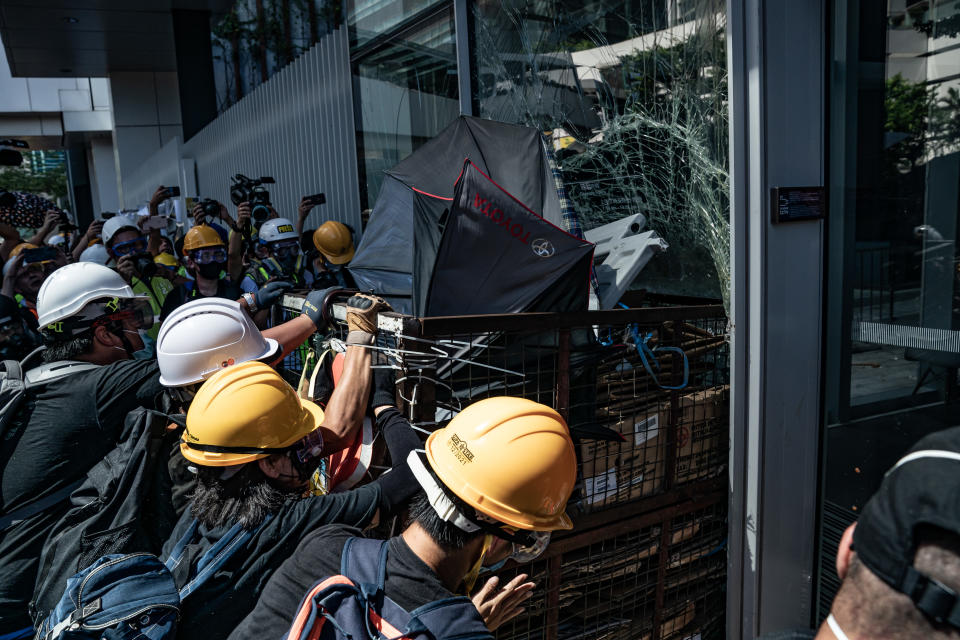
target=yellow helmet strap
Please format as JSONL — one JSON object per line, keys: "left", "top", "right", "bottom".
{"left": 462, "top": 533, "right": 493, "bottom": 595}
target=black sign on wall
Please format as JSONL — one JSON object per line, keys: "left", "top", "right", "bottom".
{"left": 771, "top": 186, "right": 826, "bottom": 224}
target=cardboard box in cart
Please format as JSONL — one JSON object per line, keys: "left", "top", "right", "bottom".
{"left": 580, "top": 386, "right": 729, "bottom": 509}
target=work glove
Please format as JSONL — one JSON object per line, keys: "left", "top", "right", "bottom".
{"left": 254, "top": 280, "right": 293, "bottom": 310}
{"left": 301, "top": 287, "right": 338, "bottom": 331}
{"left": 345, "top": 293, "right": 391, "bottom": 345}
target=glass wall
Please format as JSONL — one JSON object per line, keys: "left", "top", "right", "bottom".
{"left": 819, "top": 0, "right": 960, "bottom": 620}
{"left": 472, "top": 0, "right": 729, "bottom": 302}
{"left": 348, "top": 2, "right": 459, "bottom": 209}
{"left": 211, "top": 0, "right": 341, "bottom": 113}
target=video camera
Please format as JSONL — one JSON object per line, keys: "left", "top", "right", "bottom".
{"left": 0, "top": 139, "right": 28, "bottom": 209}
{"left": 229, "top": 174, "right": 275, "bottom": 224}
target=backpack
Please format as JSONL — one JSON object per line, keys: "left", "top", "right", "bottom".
{"left": 34, "top": 518, "right": 260, "bottom": 640}
{"left": 30, "top": 408, "right": 182, "bottom": 622}
{"left": 0, "top": 356, "right": 101, "bottom": 533}
{"left": 284, "top": 537, "right": 493, "bottom": 640}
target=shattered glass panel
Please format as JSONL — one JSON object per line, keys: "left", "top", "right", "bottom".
{"left": 473, "top": 0, "right": 729, "bottom": 305}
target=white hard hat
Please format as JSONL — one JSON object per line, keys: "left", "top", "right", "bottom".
{"left": 37, "top": 262, "right": 136, "bottom": 328}
{"left": 79, "top": 244, "right": 110, "bottom": 265}
{"left": 258, "top": 218, "right": 298, "bottom": 244}
{"left": 101, "top": 214, "right": 140, "bottom": 247}
{"left": 156, "top": 297, "right": 280, "bottom": 387}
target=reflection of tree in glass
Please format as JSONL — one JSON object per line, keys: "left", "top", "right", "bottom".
{"left": 473, "top": 0, "right": 730, "bottom": 305}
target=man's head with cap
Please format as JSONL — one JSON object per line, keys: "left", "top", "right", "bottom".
{"left": 824, "top": 427, "right": 960, "bottom": 640}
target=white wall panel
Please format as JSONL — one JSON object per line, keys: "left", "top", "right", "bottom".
{"left": 182, "top": 27, "right": 361, "bottom": 233}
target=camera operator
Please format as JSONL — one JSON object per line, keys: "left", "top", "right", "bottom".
{"left": 239, "top": 217, "right": 311, "bottom": 325}
{"left": 191, "top": 199, "right": 245, "bottom": 283}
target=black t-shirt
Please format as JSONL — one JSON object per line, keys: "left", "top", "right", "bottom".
{"left": 229, "top": 525, "right": 456, "bottom": 640}
{"left": 0, "top": 358, "right": 163, "bottom": 632}
{"left": 159, "top": 278, "right": 242, "bottom": 324}
{"left": 162, "top": 485, "right": 382, "bottom": 640}
{"left": 756, "top": 630, "right": 818, "bottom": 640}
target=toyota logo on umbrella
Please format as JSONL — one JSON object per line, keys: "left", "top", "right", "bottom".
{"left": 532, "top": 238, "right": 555, "bottom": 258}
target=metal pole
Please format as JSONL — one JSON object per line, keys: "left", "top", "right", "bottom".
{"left": 453, "top": 0, "right": 474, "bottom": 116}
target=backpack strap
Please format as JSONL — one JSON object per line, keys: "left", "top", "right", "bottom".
{"left": 407, "top": 598, "right": 494, "bottom": 640}
{"left": 0, "top": 481, "right": 84, "bottom": 533}
{"left": 169, "top": 514, "right": 272, "bottom": 600}
{"left": 342, "top": 537, "right": 493, "bottom": 640}
{"left": 341, "top": 537, "right": 388, "bottom": 608}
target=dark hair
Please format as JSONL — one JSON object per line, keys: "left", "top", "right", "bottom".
{"left": 835, "top": 525, "right": 960, "bottom": 639}
{"left": 301, "top": 230, "right": 315, "bottom": 253}
{"left": 190, "top": 463, "right": 292, "bottom": 530}
{"left": 407, "top": 490, "right": 485, "bottom": 551}
{"left": 41, "top": 334, "right": 92, "bottom": 362}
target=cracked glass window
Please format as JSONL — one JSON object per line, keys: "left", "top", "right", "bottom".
{"left": 472, "top": 0, "right": 729, "bottom": 305}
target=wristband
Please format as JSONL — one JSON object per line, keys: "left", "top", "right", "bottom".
{"left": 346, "top": 330, "right": 376, "bottom": 346}
{"left": 243, "top": 292, "right": 258, "bottom": 314}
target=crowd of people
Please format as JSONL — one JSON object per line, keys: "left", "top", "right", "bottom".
{"left": 0, "top": 187, "right": 576, "bottom": 640}
{"left": 1, "top": 184, "right": 960, "bottom": 640}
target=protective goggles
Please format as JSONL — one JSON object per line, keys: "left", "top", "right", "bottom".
{"left": 191, "top": 247, "right": 227, "bottom": 265}
{"left": 111, "top": 237, "right": 148, "bottom": 257}
{"left": 505, "top": 530, "right": 551, "bottom": 563}
{"left": 92, "top": 297, "right": 156, "bottom": 331}
{"left": 271, "top": 241, "right": 300, "bottom": 259}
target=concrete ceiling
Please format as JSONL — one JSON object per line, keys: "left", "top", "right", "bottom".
{"left": 0, "top": 0, "right": 233, "bottom": 77}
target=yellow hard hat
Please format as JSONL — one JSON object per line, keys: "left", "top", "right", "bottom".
{"left": 312, "top": 221, "right": 354, "bottom": 264}
{"left": 183, "top": 224, "right": 224, "bottom": 253}
{"left": 425, "top": 397, "right": 576, "bottom": 532}
{"left": 9, "top": 243, "right": 38, "bottom": 259}
{"left": 154, "top": 252, "right": 178, "bottom": 268}
{"left": 181, "top": 361, "right": 324, "bottom": 467}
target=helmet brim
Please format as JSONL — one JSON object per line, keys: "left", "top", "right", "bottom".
{"left": 424, "top": 430, "right": 574, "bottom": 532}
{"left": 320, "top": 244, "right": 354, "bottom": 265}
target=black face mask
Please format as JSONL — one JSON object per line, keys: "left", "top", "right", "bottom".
{"left": 277, "top": 254, "right": 298, "bottom": 274}
{"left": 196, "top": 261, "right": 224, "bottom": 280}
{"left": 133, "top": 253, "right": 157, "bottom": 278}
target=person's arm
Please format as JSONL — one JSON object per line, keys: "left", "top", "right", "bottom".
{"left": 25, "top": 210, "right": 59, "bottom": 246}
{"left": 1, "top": 255, "right": 24, "bottom": 298}
{"left": 296, "top": 197, "right": 315, "bottom": 241}
{"left": 72, "top": 220, "right": 104, "bottom": 262}
{"left": 146, "top": 186, "right": 172, "bottom": 256}
{"left": 0, "top": 222, "right": 21, "bottom": 263}
{"left": 315, "top": 345, "right": 371, "bottom": 455}
{"left": 228, "top": 203, "right": 250, "bottom": 283}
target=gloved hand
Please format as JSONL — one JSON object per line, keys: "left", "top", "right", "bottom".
{"left": 254, "top": 280, "right": 293, "bottom": 310}
{"left": 301, "top": 287, "right": 338, "bottom": 330}
{"left": 346, "top": 293, "right": 391, "bottom": 335}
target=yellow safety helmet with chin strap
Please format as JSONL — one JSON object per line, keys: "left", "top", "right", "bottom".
{"left": 181, "top": 361, "right": 324, "bottom": 467}
{"left": 423, "top": 396, "right": 577, "bottom": 532}
{"left": 183, "top": 224, "right": 224, "bottom": 253}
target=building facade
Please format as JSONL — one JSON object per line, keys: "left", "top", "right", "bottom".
{"left": 2, "top": 0, "right": 960, "bottom": 637}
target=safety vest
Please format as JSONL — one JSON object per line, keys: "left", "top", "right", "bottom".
{"left": 244, "top": 255, "right": 304, "bottom": 288}
{"left": 131, "top": 276, "right": 174, "bottom": 340}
